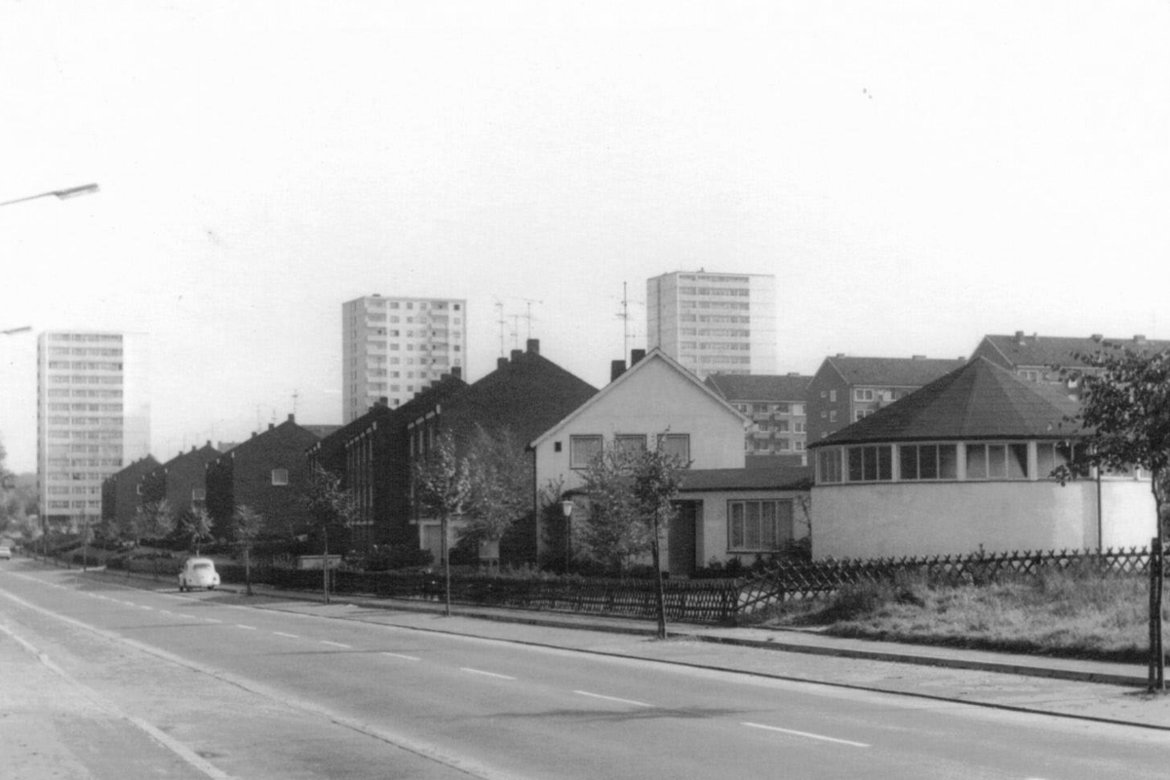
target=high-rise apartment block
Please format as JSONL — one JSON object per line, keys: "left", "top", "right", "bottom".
{"left": 37, "top": 331, "right": 151, "bottom": 533}
{"left": 646, "top": 270, "right": 777, "bottom": 379}
{"left": 342, "top": 295, "right": 467, "bottom": 421}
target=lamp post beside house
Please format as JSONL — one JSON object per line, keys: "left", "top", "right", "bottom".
{"left": 559, "top": 499, "right": 574, "bottom": 573}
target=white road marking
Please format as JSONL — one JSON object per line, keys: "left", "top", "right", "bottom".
{"left": 461, "top": 667, "right": 515, "bottom": 680}
{"left": 574, "top": 690, "right": 653, "bottom": 708}
{"left": 236, "top": 624, "right": 257, "bottom": 630}
{"left": 742, "top": 721, "right": 871, "bottom": 748}
{"left": 175, "top": 614, "right": 197, "bottom": 621}
{"left": 273, "top": 631, "right": 300, "bottom": 639}
{"left": 381, "top": 652, "right": 420, "bottom": 661}
{"left": 321, "top": 640, "right": 351, "bottom": 649}
{"left": 203, "top": 618, "right": 222, "bottom": 624}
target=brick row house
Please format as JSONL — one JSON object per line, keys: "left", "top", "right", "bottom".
{"left": 204, "top": 415, "right": 333, "bottom": 541}
{"left": 313, "top": 340, "right": 597, "bottom": 564}
{"left": 139, "top": 442, "right": 222, "bottom": 520}
{"left": 100, "top": 455, "right": 160, "bottom": 534}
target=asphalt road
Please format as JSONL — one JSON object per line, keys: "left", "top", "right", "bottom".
{"left": 3, "top": 561, "right": 1169, "bottom": 779}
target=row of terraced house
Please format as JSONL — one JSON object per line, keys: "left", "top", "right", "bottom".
{"left": 103, "top": 332, "right": 1166, "bottom": 572}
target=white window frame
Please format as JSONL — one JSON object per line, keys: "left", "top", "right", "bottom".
{"left": 656, "top": 433, "right": 691, "bottom": 463}
{"left": 728, "top": 499, "right": 794, "bottom": 552}
{"left": 569, "top": 435, "right": 603, "bottom": 469}
{"left": 271, "top": 468, "right": 289, "bottom": 486}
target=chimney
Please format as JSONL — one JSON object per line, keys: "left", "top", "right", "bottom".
{"left": 611, "top": 360, "right": 626, "bottom": 382}
{"left": 1134, "top": 334, "right": 1147, "bottom": 344}
{"left": 1014, "top": 330, "right": 1026, "bottom": 345}
{"left": 526, "top": 338, "right": 540, "bottom": 355}
{"left": 911, "top": 355, "right": 926, "bottom": 360}
{"left": 497, "top": 357, "right": 508, "bottom": 370}
{"left": 379, "top": 396, "right": 388, "bottom": 407}
{"left": 1091, "top": 333, "right": 1103, "bottom": 341}
{"left": 510, "top": 348, "right": 522, "bottom": 363}
{"left": 835, "top": 353, "right": 845, "bottom": 358}
{"left": 451, "top": 366, "right": 462, "bottom": 380}
{"left": 268, "top": 423, "right": 275, "bottom": 431}
{"left": 288, "top": 413, "right": 295, "bottom": 422}
{"left": 631, "top": 348, "right": 646, "bottom": 365}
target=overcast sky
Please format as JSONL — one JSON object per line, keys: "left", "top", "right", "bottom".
{"left": 2, "top": 0, "right": 1168, "bottom": 474}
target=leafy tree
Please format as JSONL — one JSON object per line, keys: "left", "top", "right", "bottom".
{"left": 232, "top": 504, "right": 265, "bottom": 596}
{"left": 300, "top": 463, "right": 359, "bottom": 604}
{"left": 462, "top": 425, "right": 532, "bottom": 568}
{"left": 412, "top": 430, "right": 472, "bottom": 615}
{"left": 578, "top": 446, "right": 651, "bottom": 574}
{"left": 630, "top": 447, "right": 689, "bottom": 639}
{"left": 1060, "top": 342, "right": 1170, "bottom": 691}
{"left": 178, "top": 506, "right": 214, "bottom": 555}
{"left": 133, "top": 499, "right": 176, "bottom": 546}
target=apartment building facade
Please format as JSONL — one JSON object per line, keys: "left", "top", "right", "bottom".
{"left": 704, "top": 373, "right": 811, "bottom": 461}
{"left": 342, "top": 294, "right": 468, "bottom": 421}
{"left": 646, "top": 271, "right": 777, "bottom": 379}
{"left": 37, "top": 331, "right": 151, "bottom": 534}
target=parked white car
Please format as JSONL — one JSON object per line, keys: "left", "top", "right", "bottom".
{"left": 178, "top": 557, "right": 220, "bottom": 591}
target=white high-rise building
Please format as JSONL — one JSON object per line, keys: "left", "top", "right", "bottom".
{"left": 37, "top": 331, "right": 151, "bottom": 533}
{"left": 342, "top": 295, "right": 468, "bottom": 420}
{"left": 646, "top": 270, "right": 777, "bottom": 379}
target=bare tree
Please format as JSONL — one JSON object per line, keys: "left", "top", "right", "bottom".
{"left": 232, "top": 504, "right": 265, "bottom": 596}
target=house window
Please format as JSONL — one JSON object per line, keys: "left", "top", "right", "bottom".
{"left": 191, "top": 487, "right": 206, "bottom": 502}
{"left": 615, "top": 434, "right": 647, "bottom": 455}
{"left": 966, "top": 443, "right": 1028, "bottom": 480}
{"left": 847, "top": 445, "right": 893, "bottom": 482}
{"left": 829, "top": 411, "right": 837, "bottom": 423}
{"left": 656, "top": 433, "right": 691, "bottom": 463}
{"left": 855, "top": 388, "right": 874, "bottom": 401}
{"left": 271, "top": 469, "right": 289, "bottom": 486}
{"left": 854, "top": 410, "right": 870, "bottom": 422}
{"left": 1036, "top": 442, "right": 1077, "bottom": 479}
{"left": 570, "top": 435, "right": 603, "bottom": 469}
{"left": 829, "top": 390, "right": 837, "bottom": 402}
{"left": 817, "top": 448, "right": 843, "bottom": 483}
{"left": 728, "top": 499, "right": 794, "bottom": 552}
{"left": 899, "top": 444, "right": 958, "bottom": 480}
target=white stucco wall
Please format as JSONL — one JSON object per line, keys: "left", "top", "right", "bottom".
{"left": 683, "top": 489, "right": 811, "bottom": 568}
{"left": 532, "top": 356, "right": 747, "bottom": 559}
{"left": 812, "top": 478, "right": 1156, "bottom": 560}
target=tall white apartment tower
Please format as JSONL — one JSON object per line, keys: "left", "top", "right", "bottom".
{"left": 646, "top": 270, "right": 777, "bottom": 379}
{"left": 37, "top": 331, "right": 151, "bottom": 533}
{"left": 342, "top": 295, "right": 468, "bottom": 420}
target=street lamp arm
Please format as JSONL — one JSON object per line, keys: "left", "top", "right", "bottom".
{"left": 0, "top": 183, "right": 100, "bottom": 207}
{"left": 2, "top": 326, "right": 32, "bottom": 336}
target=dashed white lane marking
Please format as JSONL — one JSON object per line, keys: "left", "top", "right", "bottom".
{"left": 741, "top": 721, "right": 871, "bottom": 748}
{"left": 273, "top": 632, "right": 300, "bottom": 639}
{"left": 175, "top": 614, "right": 197, "bottom": 621}
{"left": 321, "top": 640, "right": 351, "bottom": 649}
{"left": 381, "top": 652, "right": 420, "bottom": 661}
{"left": 203, "top": 618, "right": 222, "bottom": 624}
{"left": 574, "top": 690, "right": 653, "bottom": 708}
{"left": 461, "top": 667, "right": 515, "bottom": 680}
{"left": 236, "top": 624, "right": 257, "bottom": 631}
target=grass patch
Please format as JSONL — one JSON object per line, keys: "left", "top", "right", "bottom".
{"left": 750, "top": 568, "right": 1156, "bottom": 663}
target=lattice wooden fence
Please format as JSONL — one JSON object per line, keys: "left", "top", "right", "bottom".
{"left": 736, "top": 546, "right": 1154, "bottom": 615}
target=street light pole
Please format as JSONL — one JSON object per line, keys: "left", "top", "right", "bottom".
{"left": 0, "top": 183, "right": 100, "bottom": 208}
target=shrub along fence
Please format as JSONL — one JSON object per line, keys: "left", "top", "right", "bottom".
{"left": 101, "top": 546, "right": 1155, "bottom": 625}
{"left": 737, "top": 546, "right": 1155, "bottom": 615}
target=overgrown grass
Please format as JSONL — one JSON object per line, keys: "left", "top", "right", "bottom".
{"left": 751, "top": 567, "right": 1157, "bottom": 663}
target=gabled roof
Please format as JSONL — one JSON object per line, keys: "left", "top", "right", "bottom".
{"left": 529, "top": 348, "right": 748, "bottom": 449}
{"left": 679, "top": 466, "right": 812, "bottom": 492}
{"left": 819, "top": 355, "right": 967, "bottom": 387}
{"left": 704, "top": 373, "right": 812, "bottom": 402}
{"left": 976, "top": 333, "right": 1170, "bottom": 370}
{"left": 810, "top": 357, "right": 1082, "bottom": 447}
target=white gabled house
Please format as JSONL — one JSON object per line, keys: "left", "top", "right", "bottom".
{"left": 807, "top": 357, "right": 1156, "bottom": 560}
{"left": 529, "top": 349, "right": 752, "bottom": 571}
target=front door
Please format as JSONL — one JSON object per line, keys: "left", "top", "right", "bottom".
{"left": 669, "top": 501, "right": 700, "bottom": 576}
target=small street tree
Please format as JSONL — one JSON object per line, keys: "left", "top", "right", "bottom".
{"left": 631, "top": 447, "right": 688, "bottom": 640}
{"left": 1060, "top": 342, "right": 1170, "bottom": 691}
{"left": 412, "top": 430, "right": 472, "bottom": 616}
{"left": 134, "top": 499, "right": 176, "bottom": 547}
{"left": 300, "top": 463, "right": 360, "bottom": 605}
{"left": 463, "top": 425, "right": 532, "bottom": 569}
{"left": 232, "top": 504, "right": 265, "bottom": 596}
{"left": 178, "top": 506, "right": 214, "bottom": 555}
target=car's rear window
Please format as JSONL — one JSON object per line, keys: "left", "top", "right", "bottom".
{"left": 193, "top": 562, "right": 212, "bottom": 570}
